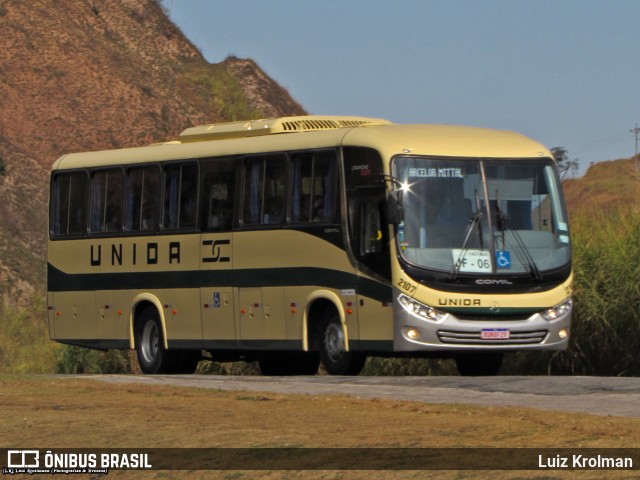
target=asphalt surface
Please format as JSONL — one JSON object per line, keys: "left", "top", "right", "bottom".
{"left": 78, "top": 375, "right": 640, "bottom": 418}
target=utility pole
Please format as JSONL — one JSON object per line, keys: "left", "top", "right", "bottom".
{"left": 631, "top": 123, "right": 640, "bottom": 175}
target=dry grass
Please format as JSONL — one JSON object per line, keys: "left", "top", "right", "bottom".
{"left": 563, "top": 158, "right": 640, "bottom": 214}
{"left": 1, "top": 375, "right": 639, "bottom": 479}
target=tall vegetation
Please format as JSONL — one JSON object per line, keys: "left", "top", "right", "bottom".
{"left": 552, "top": 208, "right": 640, "bottom": 375}
{"left": 0, "top": 300, "right": 59, "bottom": 373}
{"left": 0, "top": 299, "right": 136, "bottom": 374}
{"left": 182, "top": 64, "right": 260, "bottom": 122}
{"left": 56, "top": 346, "right": 135, "bottom": 374}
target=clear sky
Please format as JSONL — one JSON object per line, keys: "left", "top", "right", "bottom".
{"left": 163, "top": 0, "right": 640, "bottom": 176}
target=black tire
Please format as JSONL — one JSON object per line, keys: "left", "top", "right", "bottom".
{"left": 318, "top": 312, "right": 366, "bottom": 375}
{"left": 455, "top": 352, "right": 504, "bottom": 376}
{"left": 258, "top": 351, "right": 320, "bottom": 376}
{"left": 135, "top": 307, "right": 179, "bottom": 374}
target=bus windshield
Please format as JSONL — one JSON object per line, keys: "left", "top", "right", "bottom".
{"left": 393, "top": 156, "right": 570, "bottom": 277}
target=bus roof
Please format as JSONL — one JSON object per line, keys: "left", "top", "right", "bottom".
{"left": 342, "top": 123, "right": 551, "bottom": 160}
{"left": 52, "top": 116, "right": 552, "bottom": 171}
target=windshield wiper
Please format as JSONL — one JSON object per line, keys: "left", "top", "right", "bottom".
{"left": 494, "top": 191, "right": 542, "bottom": 282}
{"left": 451, "top": 190, "right": 484, "bottom": 280}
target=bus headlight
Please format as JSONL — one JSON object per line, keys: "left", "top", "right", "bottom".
{"left": 398, "top": 293, "right": 446, "bottom": 322}
{"left": 541, "top": 298, "right": 573, "bottom": 321}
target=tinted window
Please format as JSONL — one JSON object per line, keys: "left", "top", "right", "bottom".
{"left": 90, "top": 169, "right": 124, "bottom": 233}
{"left": 291, "top": 150, "right": 337, "bottom": 224}
{"left": 242, "top": 155, "right": 287, "bottom": 226}
{"left": 201, "top": 158, "right": 236, "bottom": 231}
{"left": 163, "top": 163, "right": 198, "bottom": 229}
{"left": 125, "top": 165, "right": 161, "bottom": 232}
{"left": 52, "top": 171, "right": 87, "bottom": 236}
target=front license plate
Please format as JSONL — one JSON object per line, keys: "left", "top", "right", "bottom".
{"left": 481, "top": 328, "right": 510, "bottom": 340}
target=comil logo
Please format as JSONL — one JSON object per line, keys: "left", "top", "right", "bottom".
{"left": 7, "top": 450, "right": 40, "bottom": 468}
{"left": 475, "top": 279, "right": 513, "bottom": 285}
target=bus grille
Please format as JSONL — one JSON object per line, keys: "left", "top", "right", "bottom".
{"left": 451, "top": 312, "right": 534, "bottom": 321}
{"left": 437, "top": 330, "right": 548, "bottom": 345}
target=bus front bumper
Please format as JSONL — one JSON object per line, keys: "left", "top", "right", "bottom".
{"left": 393, "top": 291, "right": 572, "bottom": 352}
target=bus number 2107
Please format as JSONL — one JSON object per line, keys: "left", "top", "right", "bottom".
{"left": 397, "top": 278, "right": 417, "bottom": 294}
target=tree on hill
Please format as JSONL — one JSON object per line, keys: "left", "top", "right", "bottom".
{"left": 551, "top": 146, "right": 579, "bottom": 179}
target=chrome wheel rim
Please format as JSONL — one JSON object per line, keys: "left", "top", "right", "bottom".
{"left": 141, "top": 321, "right": 159, "bottom": 364}
{"left": 324, "top": 322, "right": 345, "bottom": 363}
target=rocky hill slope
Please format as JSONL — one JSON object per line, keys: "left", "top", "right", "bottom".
{"left": 0, "top": 0, "right": 305, "bottom": 303}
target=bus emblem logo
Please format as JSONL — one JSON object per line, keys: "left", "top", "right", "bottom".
{"left": 202, "top": 239, "right": 231, "bottom": 263}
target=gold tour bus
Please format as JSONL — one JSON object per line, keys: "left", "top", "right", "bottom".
{"left": 47, "top": 116, "right": 573, "bottom": 376}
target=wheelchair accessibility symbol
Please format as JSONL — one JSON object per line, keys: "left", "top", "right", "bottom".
{"left": 496, "top": 250, "right": 512, "bottom": 269}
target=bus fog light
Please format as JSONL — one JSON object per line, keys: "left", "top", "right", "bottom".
{"left": 406, "top": 328, "right": 421, "bottom": 340}
{"left": 398, "top": 293, "right": 446, "bottom": 322}
{"left": 559, "top": 329, "right": 569, "bottom": 339}
{"left": 542, "top": 298, "right": 573, "bottom": 321}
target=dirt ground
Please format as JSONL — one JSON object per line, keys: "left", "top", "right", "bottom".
{"left": 1, "top": 375, "right": 639, "bottom": 479}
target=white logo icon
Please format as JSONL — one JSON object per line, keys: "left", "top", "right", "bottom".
{"left": 7, "top": 450, "right": 40, "bottom": 468}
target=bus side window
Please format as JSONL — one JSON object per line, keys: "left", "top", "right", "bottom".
{"left": 291, "top": 150, "right": 337, "bottom": 224}
{"left": 51, "top": 171, "right": 88, "bottom": 236}
{"left": 125, "top": 165, "right": 160, "bottom": 232}
{"left": 163, "top": 163, "right": 198, "bottom": 230}
{"left": 90, "top": 169, "right": 124, "bottom": 234}
{"left": 242, "top": 155, "right": 287, "bottom": 226}
{"left": 201, "top": 158, "right": 236, "bottom": 231}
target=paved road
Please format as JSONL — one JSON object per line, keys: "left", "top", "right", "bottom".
{"left": 78, "top": 375, "right": 640, "bottom": 419}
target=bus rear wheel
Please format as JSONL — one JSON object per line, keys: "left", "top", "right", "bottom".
{"left": 135, "top": 307, "right": 183, "bottom": 374}
{"left": 455, "top": 352, "right": 503, "bottom": 376}
{"left": 318, "top": 313, "right": 366, "bottom": 375}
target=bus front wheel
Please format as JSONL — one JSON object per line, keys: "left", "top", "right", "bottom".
{"left": 318, "top": 313, "right": 366, "bottom": 375}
